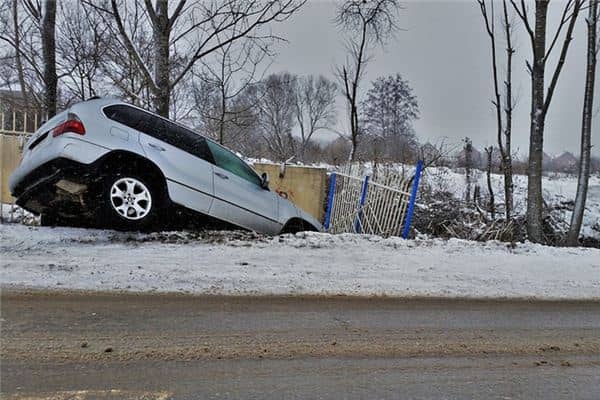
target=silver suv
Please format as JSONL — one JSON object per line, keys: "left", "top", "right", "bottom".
{"left": 9, "top": 98, "right": 322, "bottom": 234}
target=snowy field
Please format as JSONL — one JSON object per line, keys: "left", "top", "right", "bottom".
{"left": 1, "top": 224, "right": 599, "bottom": 299}
{"left": 422, "top": 168, "right": 600, "bottom": 240}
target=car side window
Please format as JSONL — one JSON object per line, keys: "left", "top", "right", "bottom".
{"left": 104, "top": 105, "right": 151, "bottom": 134}
{"left": 104, "top": 105, "right": 213, "bottom": 163}
{"left": 165, "top": 124, "right": 214, "bottom": 163}
{"left": 206, "top": 140, "right": 261, "bottom": 187}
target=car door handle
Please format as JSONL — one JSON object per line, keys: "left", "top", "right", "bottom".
{"left": 214, "top": 172, "right": 229, "bottom": 180}
{"left": 148, "top": 143, "right": 166, "bottom": 152}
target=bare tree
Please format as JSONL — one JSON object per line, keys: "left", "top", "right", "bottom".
{"left": 227, "top": 84, "right": 266, "bottom": 157}
{"left": 2, "top": 0, "right": 84, "bottom": 115}
{"left": 93, "top": 1, "right": 154, "bottom": 108}
{"left": 361, "top": 73, "right": 419, "bottom": 163}
{"left": 567, "top": 0, "right": 598, "bottom": 245}
{"left": 85, "top": 0, "right": 305, "bottom": 118}
{"left": 255, "top": 72, "right": 298, "bottom": 161}
{"left": 323, "top": 136, "right": 353, "bottom": 165}
{"left": 57, "top": 2, "right": 108, "bottom": 104}
{"left": 197, "top": 32, "right": 270, "bottom": 145}
{"left": 0, "top": 0, "right": 46, "bottom": 111}
{"left": 509, "top": 0, "right": 584, "bottom": 243}
{"left": 10, "top": 0, "right": 28, "bottom": 102}
{"left": 477, "top": 0, "right": 516, "bottom": 223}
{"left": 334, "top": 0, "right": 401, "bottom": 161}
{"left": 294, "top": 75, "right": 337, "bottom": 163}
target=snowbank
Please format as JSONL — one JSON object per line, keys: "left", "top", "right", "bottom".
{"left": 1, "top": 224, "right": 599, "bottom": 299}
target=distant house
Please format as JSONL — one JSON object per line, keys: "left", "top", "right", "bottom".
{"left": 0, "top": 90, "right": 42, "bottom": 134}
{"left": 552, "top": 151, "right": 578, "bottom": 173}
{"left": 420, "top": 142, "right": 447, "bottom": 166}
{"left": 0, "top": 90, "right": 30, "bottom": 111}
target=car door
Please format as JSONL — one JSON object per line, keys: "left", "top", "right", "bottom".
{"left": 132, "top": 110, "right": 215, "bottom": 214}
{"left": 205, "top": 140, "right": 281, "bottom": 234}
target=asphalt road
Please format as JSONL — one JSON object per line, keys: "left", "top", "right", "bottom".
{"left": 1, "top": 291, "right": 600, "bottom": 399}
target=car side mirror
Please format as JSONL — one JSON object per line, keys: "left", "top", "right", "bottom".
{"left": 260, "top": 172, "right": 270, "bottom": 190}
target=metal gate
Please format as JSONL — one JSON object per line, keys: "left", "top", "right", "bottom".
{"left": 324, "top": 161, "right": 423, "bottom": 238}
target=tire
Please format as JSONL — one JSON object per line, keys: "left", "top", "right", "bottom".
{"left": 40, "top": 213, "right": 59, "bottom": 227}
{"left": 98, "top": 170, "right": 166, "bottom": 231}
{"left": 281, "top": 218, "right": 314, "bottom": 234}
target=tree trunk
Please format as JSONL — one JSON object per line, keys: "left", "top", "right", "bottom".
{"left": 153, "top": 0, "right": 171, "bottom": 118}
{"left": 502, "top": 152, "right": 514, "bottom": 219}
{"left": 464, "top": 138, "right": 473, "bottom": 202}
{"left": 350, "top": 103, "right": 359, "bottom": 161}
{"left": 218, "top": 79, "right": 227, "bottom": 144}
{"left": 502, "top": 0, "right": 514, "bottom": 223}
{"left": 486, "top": 147, "right": 495, "bottom": 219}
{"left": 300, "top": 141, "right": 307, "bottom": 164}
{"left": 42, "top": 0, "right": 57, "bottom": 117}
{"left": 526, "top": 1, "right": 549, "bottom": 243}
{"left": 478, "top": 0, "right": 515, "bottom": 223}
{"left": 567, "top": 0, "right": 598, "bottom": 245}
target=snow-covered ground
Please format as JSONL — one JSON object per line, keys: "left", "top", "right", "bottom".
{"left": 0, "top": 203, "right": 37, "bottom": 225}
{"left": 422, "top": 168, "right": 600, "bottom": 240}
{"left": 1, "top": 224, "right": 599, "bottom": 299}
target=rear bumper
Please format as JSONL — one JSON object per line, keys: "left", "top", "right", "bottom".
{"left": 9, "top": 136, "right": 110, "bottom": 195}
{"left": 12, "top": 158, "right": 101, "bottom": 216}
{"left": 9, "top": 135, "right": 110, "bottom": 215}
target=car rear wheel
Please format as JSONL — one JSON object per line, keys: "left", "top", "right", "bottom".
{"left": 100, "top": 172, "right": 164, "bottom": 231}
{"left": 109, "top": 177, "right": 152, "bottom": 221}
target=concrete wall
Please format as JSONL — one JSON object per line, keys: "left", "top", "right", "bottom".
{"left": 253, "top": 163, "right": 328, "bottom": 223}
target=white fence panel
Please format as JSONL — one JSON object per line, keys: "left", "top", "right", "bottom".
{"left": 325, "top": 162, "right": 422, "bottom": 238}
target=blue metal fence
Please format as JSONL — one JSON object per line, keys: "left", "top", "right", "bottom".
{"left": 325, "top": 162, "right": 423, "bottom": 238}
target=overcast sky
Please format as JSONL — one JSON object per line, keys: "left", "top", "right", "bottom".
{"left": 269, "top": 0, "right": 599, "bottom": 157}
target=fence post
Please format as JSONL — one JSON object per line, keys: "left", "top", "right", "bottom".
{"left": 354, "top": 175, "right": 370, "bottom": 233}
{"left": 323, "top": 172, "right": 337, "bottom": 231}
{"left": 402, "top": 160, "right": 424, "bottom": 239}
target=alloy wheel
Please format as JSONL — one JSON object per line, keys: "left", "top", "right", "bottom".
{"left": 109, "top": 177, "right": 152, "bottom": 220}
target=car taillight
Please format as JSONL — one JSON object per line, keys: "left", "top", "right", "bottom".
{"left": 52, "top": 114, "right": 85, "bottom": 137}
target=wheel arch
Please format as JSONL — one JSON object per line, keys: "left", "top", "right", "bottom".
{"left": 281, "top": 217, "right": 319, "bottom": 234}
{"left": 95, "top": 150, "right": 170, "bottom": 202}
